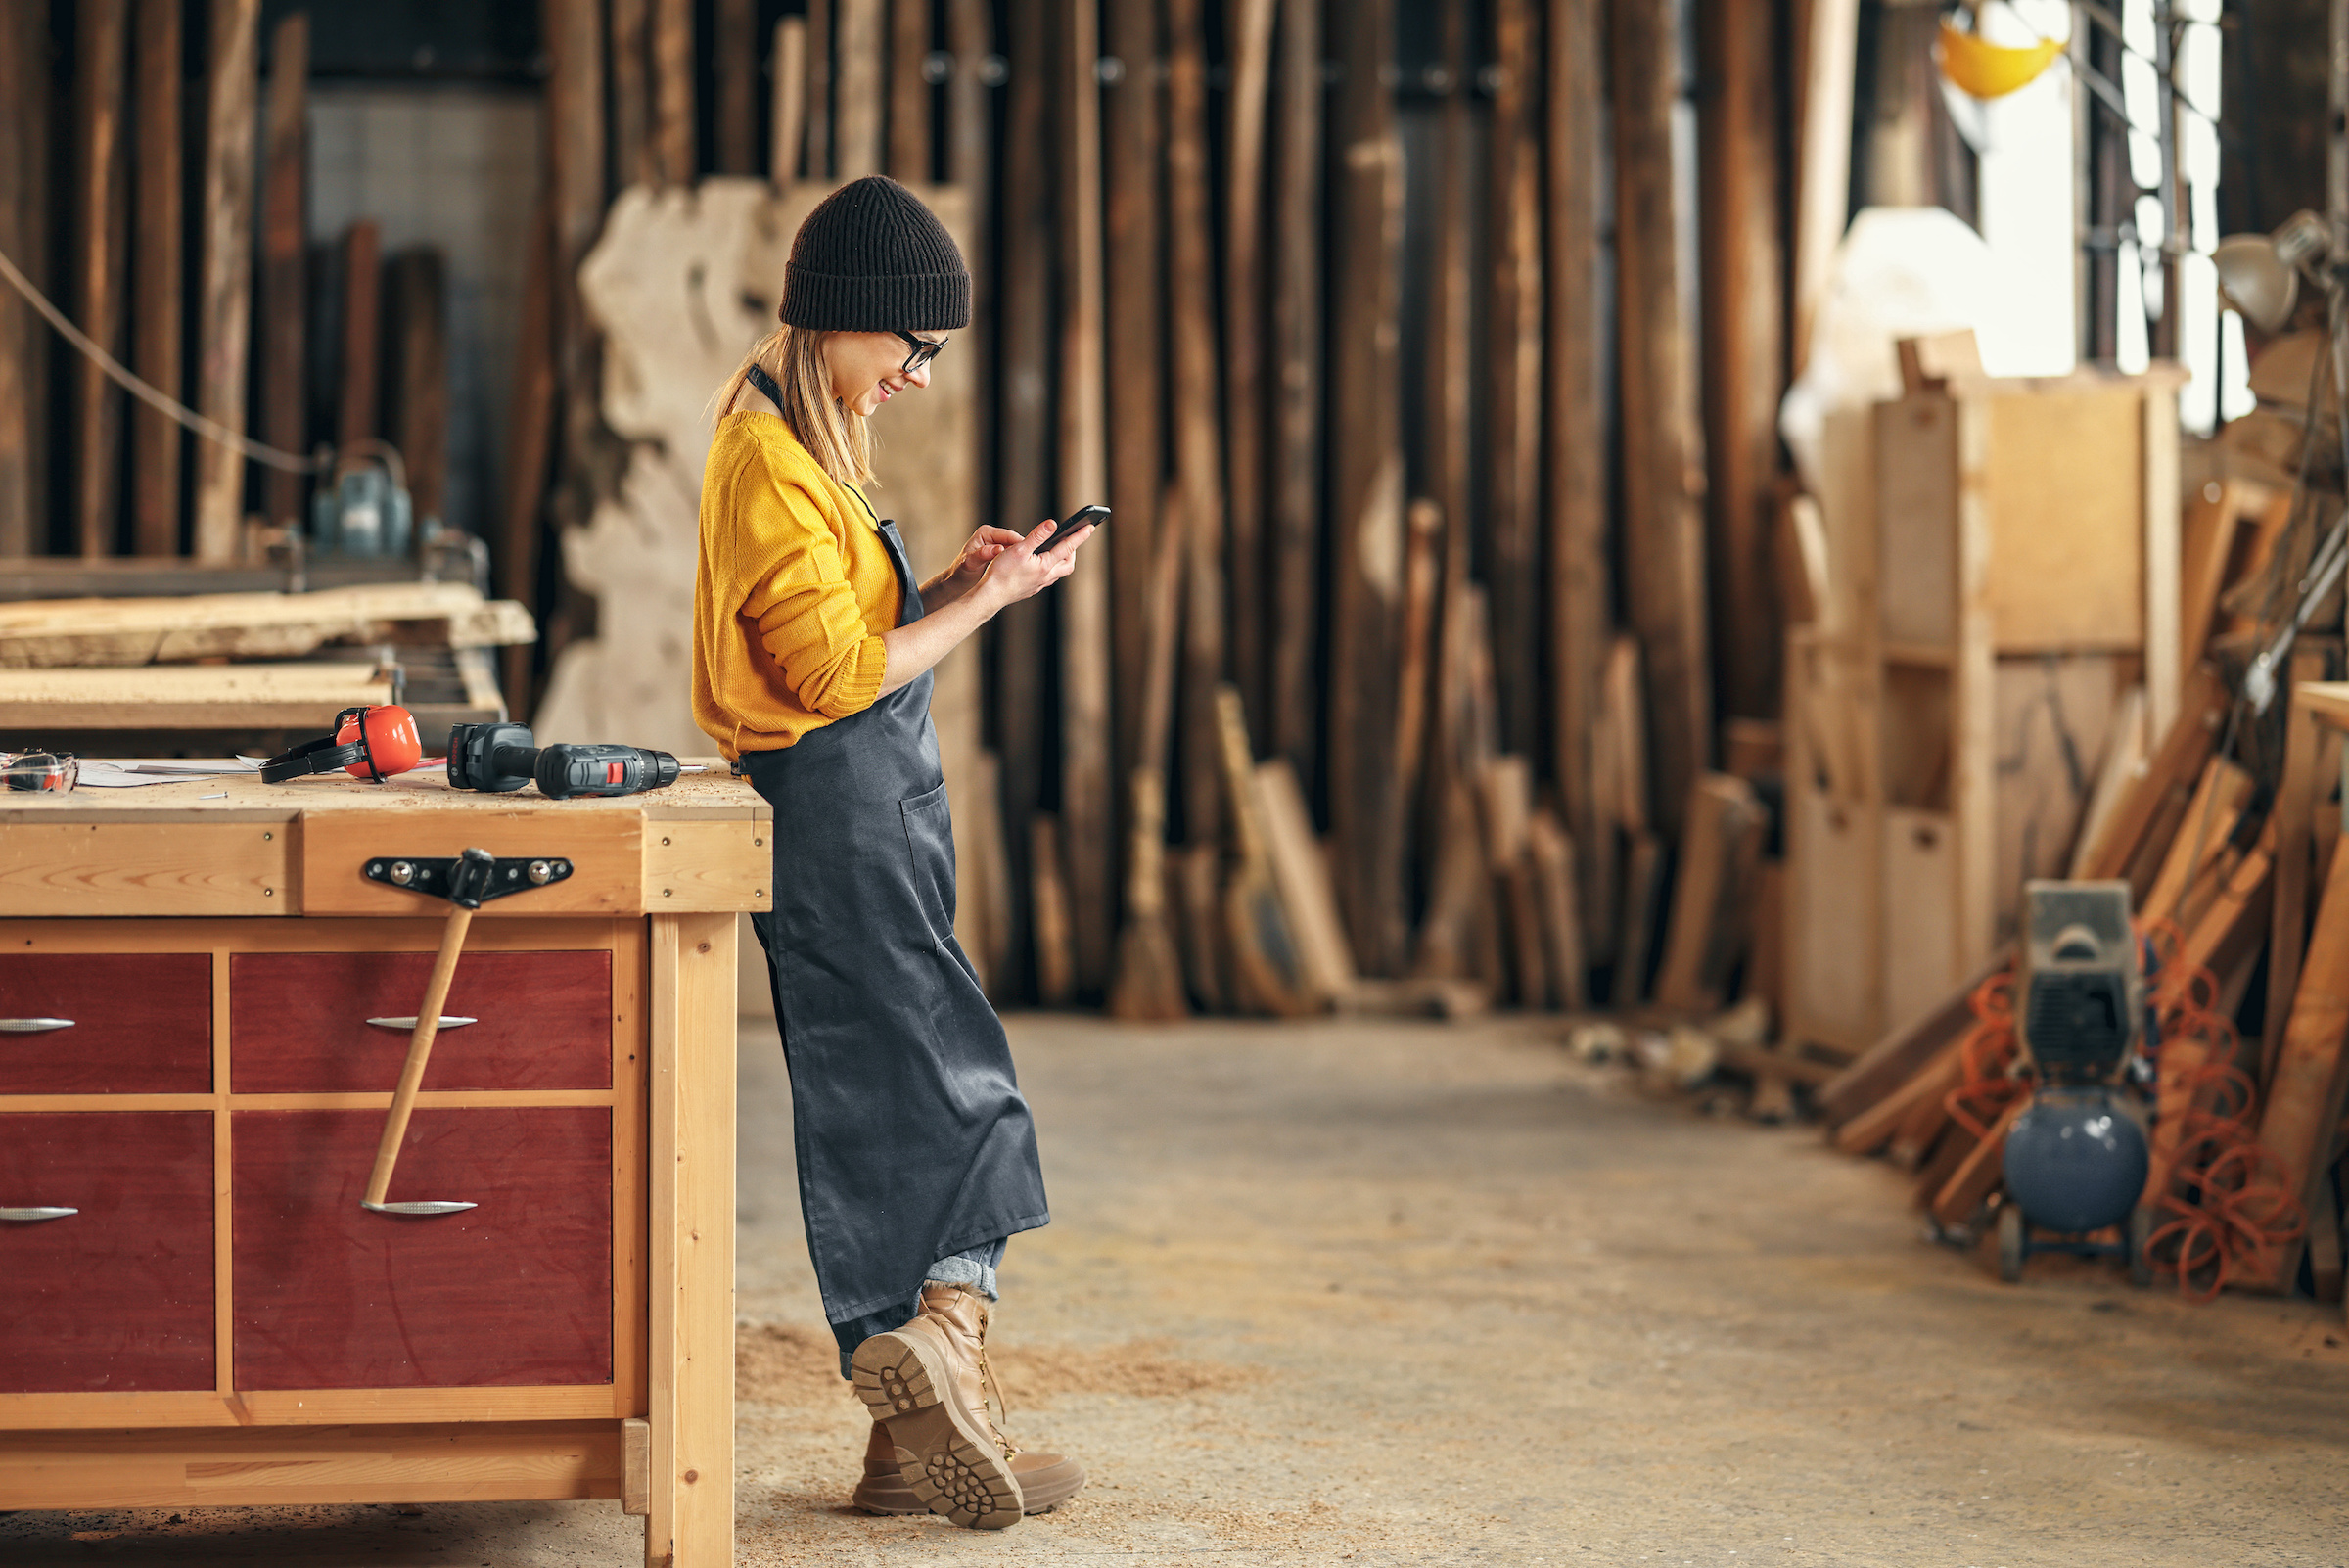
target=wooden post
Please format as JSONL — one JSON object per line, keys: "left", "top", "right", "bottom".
{"left": 2268, "top": 651, "right": 2330, "bottom": 1082}
{"left": 1267, "top": 0, "right": 1322, "bottom": 788}
{"left": 771, "top": 18, "right": 807, "bottom": 186}
{"left": 76, "top": 0, "right": 130, "bottom": 557}
{"left": 257, "top": 10, "right": 306, "bottom": 531}
{"left": 386, "top": 251, "right": 449, "bottom": 530}
{"left": 1608, "top": 0, "right": 1712, "bottom": 835}
{"left": 1485, "top": 0, "right": 1543, "bottom": 758}
{"left": 0, "top": 1, "right": 49, "bottom": 556}
{"left": 1326, "top": 0, "right": 1408, "bottom": 974}
{"left": 652, "top": 0, "right": 694, "bottom": 187}
{"left": 194, "top": 0, "right": 258, "bottom": 562}
{"left": 992, "top": 0, "right": 1055, "bottom": 998}
{"left": 131, "top": 0, "right": 183, "bottom": 557}
{"left": 806, "top": 0, "right": 835, "bottom": 180}
{"left": 1790, "top": 0, "right": 1859, "bottom": 375}
{"left": 1166, "top": 0, "right": 1228, "bottom": 863}
{"left": 1110, "top": 488, "right": 1192, "bottom": 1021}
{"left": 544, "top": 0, "right": 606, "bottom": 686}
{"left": 1222, "top": 0, "right": 1276, "bottom": 746}
{"left": 714, "top": 0, "right": 757, "bottom": 174}
{"left": 1652, "top": 772, "right": 1771, "bottom": 1015}
{"left": 888, "top": 0, "right": 931, "bottom": 181}
{"left": 1698, "top": 0, "right": 1784, "bottom": 721}
{"left": 834, "top": 0, "right": 883, "bottom": 178}
{"left": 1058, "top": 0, "right": 1114, "bottom": 997}
{"left": 336, "top": 221, "right": 383, "bottom": 447}
{"left": 610, "top": 0, "right": 650, "bottom": 188}
{"left": 500, "top": 199, "right": 556, "bottom": 720}
{"left": 1105, "top": 0, "right": 1165, "bottom": 858}
{"left": 946, "top": 0, "right": 990, "bottom": 188}
{"left": 1548, "top": 0, "right": 1612, "bottom": 956}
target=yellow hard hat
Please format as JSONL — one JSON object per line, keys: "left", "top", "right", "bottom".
{"left": 1937, "top": 18, "right": 2065, "bottom": 99}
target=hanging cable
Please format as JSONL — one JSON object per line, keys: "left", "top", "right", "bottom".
{"left": 0, "top": 242, "right": 326, "bottom": 476}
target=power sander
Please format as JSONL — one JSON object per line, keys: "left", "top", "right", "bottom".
{"left": 446, "top": 721, "right": 685, "bottom": 800}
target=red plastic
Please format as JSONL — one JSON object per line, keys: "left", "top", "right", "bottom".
{"left": 334, "top": 705, "right": 423, "bottom": 780}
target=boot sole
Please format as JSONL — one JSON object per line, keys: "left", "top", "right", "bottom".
{"left": 853, "top": 1451, "right": 1084, "bottom": 1516}
{"left": 849, "top": 1330, "right": 1024, "bottom": 1530}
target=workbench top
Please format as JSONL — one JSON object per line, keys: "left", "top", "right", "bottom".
{"left": 0, "top": 763, "right": 772, "bottom": 918}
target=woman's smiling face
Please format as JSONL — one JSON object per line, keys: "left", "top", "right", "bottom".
{"left": 824, "top": 330, "right": 941, "bottom": 417}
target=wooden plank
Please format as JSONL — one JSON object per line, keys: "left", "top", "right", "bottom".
{"left": 1790, "top": 0, "right": 1859, "bottom": 375}
{"left": 1817, "top": 948, "right": 2005, "bottom": 1127}
{"left": 887, "top": 0, "right": 930, "bottom": 180}
{"left": 1478, "top": 756, "right": 1545, "bottom": 1007}
{"left": 1256, "top": 757, "right": 1357, "bottom": 999}
{"left": 1527, "top": 808, "right": 1587, "bottom": 1010}
{"left": 2077, "top": 663, "right": 2227, "bottom": 885}
{"left": 652, "top": 0, "right": 694, "bottom": 186}
{"left": 336, "top": 221, "right": 383, "bottom": 447}
{"left": 770, "top": 17, "right": 808, "bottom": 185}
{"left": 1030, "top": 813, "right": 1076, "bottom": 1006}
{"left": 2138, "top": 757, "right": 2254, "bottom": 931}
{"left": 1108, "top": 479, "right": 1190, "bottom": 1021}
{"left": 76, "top": 0, "right": 131, "bottom": 556}
{"left": 1166, "top": 0, "right": 1228, "bottom": 880}
{"left": 805, "top": 0, "right": 834, "bottom": 178}
{"left": 1831, "top": 1037, "right": 1964, "bottom": 1156}
{"left": 1615, "top": 830, "right": 1666, "bottom": 1006}
{"left": 1057, "top": 0, "right": 1113, "bottom": 997}
{"left": 714, "top": 0, "right": 757, "bottom": 174}
{"left": 2142, "top": 383, "right": 2182, "bottom": 736}
{"left": 1325, "top": 0, "right": 1405, "bottom": 973}
{"left": 0, "top": 823, "right": 287, "bottom": 917}
{"left": 833, "top": 0, "right": 883, "bottom": 177}
{"left": 1267, "top": 0, "right": 1322, "bottom": 783}
{"left": 131, "top": 0, "right": 184, "bottom": 557}
{"left": 1697, "top": 0, "right": 1783, "bottom": 720}
{"left": 385, "top": 250, "right": 450, "bottom": 530}
{"left": 1609, "top": 0, "right": 1712, "bottom": 835}
{"left": 1173, "top": 840, "right": 1227, "bottom": 1011}
{"left": 257, "top": 10, "right": 305, "bottom": 531}
{"left": 1104, "top": 0, "right": 1164, "bottom": 850}
{"left": 1652, "top": 772, "right": 1769, "bottom": 1016}
{"left": 2177, "top": 480, "right": 2265, "bottom": 675}
{"left": 0, "top": 661, "right": 390, "bottom": 729}
{"left": 1222, "top": 0, "right": 1276, "bottom": 746}
{"left": 0, "top": 0, "right": 44, "bottom": 555}
{"left": 1548, "top": 0, "right": 1610, "bottom": 955}
{"left": 622, "top": 1417, "right": 652, "bottom": 1515}
{"left": 0, "top": 582, "right": 533, "bottom": 666}
{"left": 500, "top": 197, "right": 556, "bottom": 718}
{"left": 2268, "top": 651, "right": 2328, "bottom": 1077}
{"left": 194, "top": 0, "right": 259, "bottom": 562}
{"left": 1486, "top": 0, "right": 1543, "bottom": 758}
{"left": 610, "top": 0, "right": 650, "bottom": 187}
{"left": 646, "top": 912, "right": 736, "bottom": 1568}
{"left": 2246, "top": 838, "right": 2349, "bottom": 1287}
{"left": 1217, "top": 684, "right": 1315, "bottom": 1015}
{"left": 299, "top": 810, "right": 644, "bottom": 919}
{"left": 2066, "top": 684, "right": 2147, "bottom": 878}
{"left": 643, "top": 818, "right": 771, "bottom": 913}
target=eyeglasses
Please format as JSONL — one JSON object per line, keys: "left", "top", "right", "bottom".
{"left": 893, "top": 330, "right": 947, "bottom": 374}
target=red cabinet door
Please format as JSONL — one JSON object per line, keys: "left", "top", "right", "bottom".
{"left": 0, "top": 1111, "right": 215, "bottom": 1392}
{"left": 0, "top": 953, "right": 211, "bottom": 1094}
{"left": 231, "top": 1108, "right": 613, "bottom": 1389}
{"left": 229, "top": 950, "right": 613, "bottom": 1092}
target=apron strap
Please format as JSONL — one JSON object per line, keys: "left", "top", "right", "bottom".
{"left": 744, "top": 361, "right": 786, "bottom": 407}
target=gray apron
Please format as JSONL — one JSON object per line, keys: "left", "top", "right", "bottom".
{"left": 741, "top": 506, "right": 1049, "bottom": 1330}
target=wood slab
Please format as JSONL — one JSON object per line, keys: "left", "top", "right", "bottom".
{"left": 0, "top": 584, "right": 536, "bottom": 668}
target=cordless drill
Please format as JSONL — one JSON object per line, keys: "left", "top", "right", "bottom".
{"left": 446, "top": 721, "right": 683, "bottom": 800}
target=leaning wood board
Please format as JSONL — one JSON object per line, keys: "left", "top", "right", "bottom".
{"left": 0, "top": 776, "right": 765, "bottom": 1568}
{"left": 0, "top": 584, "right": 536, "bottom": 668}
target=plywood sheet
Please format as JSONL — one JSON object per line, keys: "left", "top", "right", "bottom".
{"left": 1984, "top": 386, "right": 2144, "bottom": 651}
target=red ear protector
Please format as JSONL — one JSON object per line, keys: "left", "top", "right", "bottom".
{"left": 260, "top": 705, "right": 426, "bottom": 784}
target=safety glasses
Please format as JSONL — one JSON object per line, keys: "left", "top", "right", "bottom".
{"left": 893, "top": 330, "right": 947, "bottom": 374}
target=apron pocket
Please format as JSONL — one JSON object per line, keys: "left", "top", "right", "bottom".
{"left": 899, "top": 781, "right": 956, "bottom": 947}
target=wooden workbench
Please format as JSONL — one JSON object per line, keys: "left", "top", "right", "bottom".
{"left": 0, "top": 766, "right": 767, "bottom": 1566}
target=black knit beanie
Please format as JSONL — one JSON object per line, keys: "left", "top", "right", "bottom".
{"left": 779, "top": 176, "right": 971, "bottom": 333}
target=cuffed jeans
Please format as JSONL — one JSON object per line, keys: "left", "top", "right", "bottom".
{"left": 832, "top": 1237, "right": 1007, "bottom": 1378}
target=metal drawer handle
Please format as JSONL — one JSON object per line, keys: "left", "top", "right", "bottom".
{"left": 0, "top": 1019, "right": 74, "bottom": 1034}
{"left": 361, "top": 1199, "right": 476, "bottom": 1216}
{"left": 0, "top": 1207, "right": 77, "bottom": 1222}
{"left": 365, "top": 1015, "right": 478, "bottom": 1032}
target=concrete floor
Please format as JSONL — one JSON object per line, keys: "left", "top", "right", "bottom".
{"left": 8, "top": 1012, "right": 2347, "bottom": 1566}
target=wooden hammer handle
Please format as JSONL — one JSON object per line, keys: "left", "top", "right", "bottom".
{"left": 361, "top": 903, "right": 476, "bottom": 1210}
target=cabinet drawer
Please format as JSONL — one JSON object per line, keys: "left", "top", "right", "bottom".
{"left": 0, "top": 1112, "right": 215, "bottom": 1393}
{"left": 230, "top": 950, "right": 613, "bottom": 1092}
{"left": 0, "top": 954, "right": 211, "bottom": 1094}
{"left": 232, "top": 1108, "right": 613, "bottom": 1390}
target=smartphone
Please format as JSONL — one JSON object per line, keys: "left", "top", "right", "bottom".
{"left": 1038, "top": 504, "right": 1110, "bottom": 551}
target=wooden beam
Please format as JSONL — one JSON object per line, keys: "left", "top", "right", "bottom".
{"left": 1609, "top": 0, "right": 1713, "bottom": 835}
{"left": 714, "top": 0, "right": 757, "bottom": 174}
{"left": 497, "top": 202, "right": 552, "bottom": 720}
{"left": 806, "top": 0, "right": 835, "bottom": 180}
{"left": 336, "top": 222, "right": 383, "bottom": 448}
{"left": 1421, "top": 0, "right": 1475, "bottom": 932}
{"left": 609, "top": 0, "right": 650, "bottom": 188}
{"left": 1223, "top": 0, "right": 1276, "bottom": 747}
{"left": 1326, "top": 0, "right": 1408, "bottom": 973}
{"left": 2269, "top": 650, "right": 2331, "bottom": 1081}
{"left": 76, "top": 0, "right": 131, "bottom": 557}
{"left": 1267, "top": 0, "right": 1322, "bottom": 787}
{"left": 385, "top": 252, "right": 449, "bottom": 532}
{"left": 1058, "top": 0, "right": 1113, "bottom": 997}
{"left": 2077, "top": 663, "right": 2226, "bottom": 886}
{"left": 770, "top": 17, "right": 807, "bottom": 186}
{"left": 1548, "top": 0, "right": 1611, "bottom": 956}
{"left": 1652, "top": 772, "right": 1770, "bottom": 1016}
{"left": 256, "top": 10, "right": 304, "bottom": 531}
{"left": 0, "top": 0, "right": 49, "bottom": 556}
{"left": 194, "top": 0, "right": 259, "bottom": 561}
{"left": 888, "top": 0, "right": 931, "bottom": 180}
{"left": 1790, "top": 0, "right": 1858, "bottom": 375}
{"left": 652, "top": 0, "right": 694, "bottom": 186}
{"left": 131, "top": 0, "right": 183, "bottom": 557}
{"left": 1698, "top": 0, "right": 1784, "bottom": 721}
{"left": 2253, "top": 837, "right": 2349, "bottom": 1289}
{"left": 1485, "top": 0, "right": 1543, "bottom": 758}
{"left": 1109, "top": 498, "right": 1191, "bottom": 1021}
{"left": 946, "top": 0, "right": 990, "bottom": 187}
{"left": 834, "top": 0, "right": 883, "bottom": 178}
{"left": 1167, "top": 0, "right": 1228, "bottom": 863}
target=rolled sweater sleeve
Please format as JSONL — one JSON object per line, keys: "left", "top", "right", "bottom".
{"left": 737, "top": 470, "right": 888, "bottom": 719}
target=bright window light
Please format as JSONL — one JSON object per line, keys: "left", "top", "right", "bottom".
{"left": 2179, "top": 253, "right": 2219, "bottom": 434}
{"left": 2220, "top": 310, "right": 2257, "bottom": 423}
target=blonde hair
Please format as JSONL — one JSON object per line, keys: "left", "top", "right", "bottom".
{"left": 712, "top": 325, "right": 875, "bottom": 487}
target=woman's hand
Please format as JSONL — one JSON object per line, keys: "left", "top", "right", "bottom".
{"left": 921, "top": 525, "right": 1027, "bottom": 611}
{"left": 976, "top": 519, "right": 1097, "bottom": 610}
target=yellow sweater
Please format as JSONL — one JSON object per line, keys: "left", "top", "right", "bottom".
{"left": 692, "top": 413, "right": 902, "bottom": 760}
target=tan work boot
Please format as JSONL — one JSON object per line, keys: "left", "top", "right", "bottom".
{"left": 851, "top": 1419, "right": 1085, "bottom": 1516}
{"left": 849, "top": 1283, "right": 1025, "bottom": 1528}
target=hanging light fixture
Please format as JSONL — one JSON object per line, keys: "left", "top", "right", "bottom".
{"left": 2212, "top": 209, "right": 2330, "bottom": 333}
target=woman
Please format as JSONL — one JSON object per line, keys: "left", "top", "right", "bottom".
{"left": 693, "top": 176, "right": 1096, "bottom": 1531}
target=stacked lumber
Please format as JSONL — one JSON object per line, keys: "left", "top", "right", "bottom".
{"left": 0, "top": 583, "right": 534, "bottom": 668}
